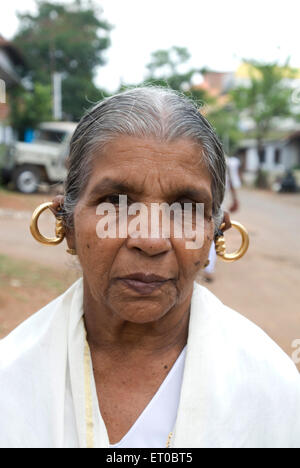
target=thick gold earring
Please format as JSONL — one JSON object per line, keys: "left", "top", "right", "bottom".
{"left": 215, "top": 220, "right": 249, "bottom": 262}
{"left": 30, "top": 202, "right": 65, "bottom": 245}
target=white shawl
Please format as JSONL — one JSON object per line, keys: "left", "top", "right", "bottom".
{"left": 1, "top": 279, "right": 300, "bottom": 448}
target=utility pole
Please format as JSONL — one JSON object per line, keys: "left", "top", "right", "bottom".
{"left": 48, "top": 10, "right": 63, "bottom": 120}
{"left": 53, "top": 72, "right": 62, "bottom": 120}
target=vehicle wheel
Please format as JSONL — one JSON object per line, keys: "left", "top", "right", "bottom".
{"left": 13, "top": 166, "right": 41, "bottom": 194}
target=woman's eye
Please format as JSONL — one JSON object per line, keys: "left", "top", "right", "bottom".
{"left": 177, "top": 200, "right": 212, "bottom": 220}
{"left": 177, "top": 200, "right": 196, "bottom": 210}
{"left": 106, "top": 194, "right": 121, "bottom": 205}
{"left": 102, "top": 194, "right": 133, "bottom": 207}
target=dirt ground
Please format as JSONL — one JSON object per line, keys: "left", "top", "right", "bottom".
{"left": 0, "top": 186, "right": 299, "bottom": 370}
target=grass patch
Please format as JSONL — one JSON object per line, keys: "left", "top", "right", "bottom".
{"left": 0, "top": 253, "right": 76, "bottom": 295}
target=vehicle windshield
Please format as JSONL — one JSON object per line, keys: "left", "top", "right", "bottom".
{"left": 35, "top": 129, "right": 67, "bottom": 144}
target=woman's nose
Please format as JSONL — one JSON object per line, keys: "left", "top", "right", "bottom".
{"left": 126, "top": 235, "right": 172, "bottom": 257}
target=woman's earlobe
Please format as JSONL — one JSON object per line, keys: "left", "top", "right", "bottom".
{"left": 50, "top": 195, "right": 65, "bottom": 216}
{"left": 65, "top": 218, "right": 77, "bottom": 255}
{"left": 221, "top": 211, "right": 232, "bottom": 232}
{"left": 49, "top": 195, "right": 76, "bottom": 253}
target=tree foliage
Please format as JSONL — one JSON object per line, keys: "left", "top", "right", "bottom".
{"left": 231, "top": 60, "right": 296, "bottom": 143}
{"left": 12, "top": 0, "right": 112, "bottom": 121}
{"left": 208, "top": 60, "right": 298, "bottom": 155}
{"left": 206, "top": 104, "right": 241, "bottom": 154}
{"left": 10, "top": 83, "right": 52, "bottom": 140}
{"left": 143, "top": 46, "right": 211, "bottom": 105}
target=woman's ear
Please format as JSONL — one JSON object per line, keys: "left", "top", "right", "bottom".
{"left": 221, "top": 211, "right": 232, "bottom": 232}
{"left": 49, "top": 195, "right": 64, "bottom": 216}
{"left": 50, "top": 195, "right": 76, "bottom": 251}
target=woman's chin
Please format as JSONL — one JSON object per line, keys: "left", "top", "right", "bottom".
{"left": 104, "top": 281, "right": 177, "bottom": 323}
{"left": 108, "top": 296, "right": 176, "bottom": 324}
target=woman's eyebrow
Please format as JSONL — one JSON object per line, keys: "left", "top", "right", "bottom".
{"left": 170, "top": 187, "right": 212, "bottom": 204}
{"left": 89, "top": 178, "right": 212, "bottom": 204}
{"left": 89, "top": 177, "right": 143, "bottom": 196}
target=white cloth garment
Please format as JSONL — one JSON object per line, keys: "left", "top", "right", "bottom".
{"left": 204, "top": 242, "right": 217, "bottom": 275}
{"left": 227, "top": 156, "right": 242, "bottom": 189}
{"left": 1, "top": 278, "right": 300, "bottom": 448}
{"left": 110, "top": 346, "right": 187, "bottom": 448}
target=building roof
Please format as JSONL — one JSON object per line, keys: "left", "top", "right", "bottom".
{"left": 0, "top": 35, "right": 26, "bottom": 87}
{"left": 238, "top": 127, "right": 300, "bottom": 149}
{"left": 0, "top": 35, "right": 25, "bottom": 67}
{"left": 287, "top": 130, "right": 300, "bottom": 142}
{"left": 193, "top": 71, "right": 234, "bottom": 98}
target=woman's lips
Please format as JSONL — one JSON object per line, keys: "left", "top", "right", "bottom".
{"left": 116, "top": 273, "right": 172, "bottom": 295}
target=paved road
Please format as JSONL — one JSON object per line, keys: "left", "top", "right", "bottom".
{"left": 208, "top": 188, "right": 300, "bottom": 368}
{"left": 0, "top": 204, "right": 72, "bottom": 269}
{"left": 0, "top": 188, "right": 299, "bottom": 368}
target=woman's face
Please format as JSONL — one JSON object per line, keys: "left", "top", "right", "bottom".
{"left": 69, "top": 136, "right": 214, "bottom": 323}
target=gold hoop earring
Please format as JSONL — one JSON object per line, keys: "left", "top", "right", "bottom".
{"left": 215, "top": 220, "right": 249, "bottom": 262}
{"left": 30, "top": 202, "right": 65, "bottom": 245}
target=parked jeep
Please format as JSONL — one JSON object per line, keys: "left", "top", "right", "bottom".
{"left": 1, "top": 121, "right": 77, "bottom": 193}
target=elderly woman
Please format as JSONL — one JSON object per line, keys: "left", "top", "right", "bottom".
{"left": 1, "top": 87, "right": 300, "bottom": 449}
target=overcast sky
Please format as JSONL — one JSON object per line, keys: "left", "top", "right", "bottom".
{"left": 0, "top": 0, "right": 299, "bottom": 92}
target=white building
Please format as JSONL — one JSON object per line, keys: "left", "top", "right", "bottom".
{"left": 236, "top": 131, "right": 300, "bottom": 185}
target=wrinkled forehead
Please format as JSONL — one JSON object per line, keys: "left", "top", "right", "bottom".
{"left": 84, "top": 135, "right": 213, "bottom": 201}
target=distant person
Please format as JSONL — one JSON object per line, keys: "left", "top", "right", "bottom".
{"left": 227, "top": 155, "right": 242, "bottom": 190}
{"left": 280, "top": 170, "right": 298, "bottom": 193}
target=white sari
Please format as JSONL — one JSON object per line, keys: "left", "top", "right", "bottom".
{"left": 1, "top": 279, "right": 300, "bottom": 448}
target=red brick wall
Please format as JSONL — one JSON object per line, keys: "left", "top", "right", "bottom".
{"left": 0, "top": 102, "right": 9, "bottom": 121}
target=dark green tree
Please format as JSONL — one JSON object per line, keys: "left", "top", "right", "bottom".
{"left": 10, "top": 82, "right": 52, "bottom": 140}
{"left": 12, "top": 0, "right": 112, "bottom": 121}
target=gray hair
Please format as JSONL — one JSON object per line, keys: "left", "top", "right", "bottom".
{"left": 64, "top": 86, "right": 226, "bottom": 232}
